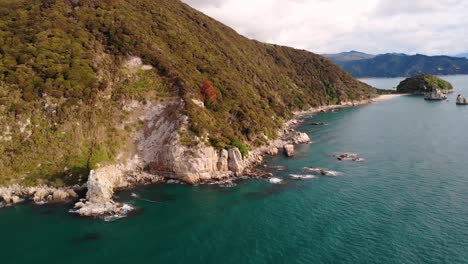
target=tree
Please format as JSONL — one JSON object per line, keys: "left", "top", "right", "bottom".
{"left": 200, "top": 79, "right": 216, "bottom": 103}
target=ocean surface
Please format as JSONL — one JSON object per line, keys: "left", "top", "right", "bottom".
{"left": 1, "top": 76, "right": 468, "bottom": 264}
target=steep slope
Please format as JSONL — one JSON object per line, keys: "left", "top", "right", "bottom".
{"left": 0, "top": 0, "right": 378, "bottom": 186}
{"left": 336, "top": 53, "right": 468, "bottom": 77}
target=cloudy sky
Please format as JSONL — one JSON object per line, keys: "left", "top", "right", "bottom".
{"left": 183, "top": 0, "right": 468, "bottom": 55}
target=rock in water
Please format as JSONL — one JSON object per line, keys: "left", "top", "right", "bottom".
{"left": 334, "top": 153, "right": 364, "bottom": 162}
{"left": 291, "top": 132, "right": 311, "bottom": 144}
{"left": 268, "top": 178, "right": 283, "bottom": 184}
{"left": 284, "top": 144, "right": 295, "bottom": 157}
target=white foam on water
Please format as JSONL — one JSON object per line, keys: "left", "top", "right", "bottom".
{"left": 103, "top": 204, "right": 135, "bottom": 222}
{"left": 305, "top": 167, "right": 323, "bottom": 173}
{"left": 324, "top": 171, "right": 342, "bottom": 177}
{"left": 304, "top": 167, "right": 342, "bottom": 177}
{"left": 104, "top": 215, "right": 125, "bottom": 222}
{"left": 268, "top": 178, "right": 283, "bottom": 184}
{"left": 290, "top": 174, "right": 316, "bottom": 179}
{"left": 131, "top": 193, "right": 139, "bottom": 198}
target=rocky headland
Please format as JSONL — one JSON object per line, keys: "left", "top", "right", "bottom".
{"left": 0, "top": 93, "right": 401, "bottom": 219}
{"left": 0, "top": 0, "right": 387, "bottom": 219}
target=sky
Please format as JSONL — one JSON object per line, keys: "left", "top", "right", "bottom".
{"left": 183, "top": 0, "right": 468, "bottom": 55}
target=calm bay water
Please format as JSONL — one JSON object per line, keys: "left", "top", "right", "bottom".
{"left": 1, "top": 76, "right": 468, "bottom": 264}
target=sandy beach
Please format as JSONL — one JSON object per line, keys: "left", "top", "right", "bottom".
{"left": 372, "top": 93, "right": 409, "bottom": 102}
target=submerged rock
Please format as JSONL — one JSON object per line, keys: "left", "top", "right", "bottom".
{"left": 334, "top": 153, "right": 364, "bottom": 162}
{"left": 305, "top": 167, "right": 342, "bottom": 177}
{"left": 310, "top": 122, "right": 326, "bottom": 126}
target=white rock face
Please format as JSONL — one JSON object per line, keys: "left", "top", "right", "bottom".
{"left": 33, "top": 189, "right": 50, "bottom": 203}
{"left": 228, "top": 148, "right": 245, "bottom": 175}
{"left": 0, "top": 184, "right": 78, "bottom": 205}
{"left": 217, "top": 149, "right": 229, "bottom": 171}
{"left": 172, "top": 146, "right": 230, "bottom": 184}
{"left": 86, "top": 166, "right": 125, "bottom": 204}
{"left": 137, "top": 100, "right": 239, "bottom": 184}
{"left": 284, "top": 144, "right": 295, "bottom": 157}
{"left": 267, "top": 147, "right": 279, "bottom": 156}
{"left": 75, "top": 155, "right": 165, "bottom": 217}
{"left": 291, "top": 132, "right": 311, "bottom": 144}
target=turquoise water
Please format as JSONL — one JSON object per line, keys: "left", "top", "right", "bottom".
{"left": 1, "top": 76, "right": 468, "bottom": 264}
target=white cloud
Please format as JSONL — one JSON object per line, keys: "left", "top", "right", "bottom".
{"left": 183, "top": 0, "right": 468, "bottom": 55}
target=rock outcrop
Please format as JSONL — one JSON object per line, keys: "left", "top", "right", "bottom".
{"left": 291, "top": 132, "right": 311, "bottom": 144}
{"left": 73, "top": 156, "right": 162, "bottom": 217}
{"left": 0, "top": 184, "right": 79, "bottom": 206}
{"left": 228, "top": 148, "right": 245, "bottom": 175}
{"left": 284, "top": 144, "right": 295, "bottom": 157}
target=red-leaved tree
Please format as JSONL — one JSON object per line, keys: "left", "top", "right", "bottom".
{"left": 200, "top": 80, "right": 216, "bottom": 103}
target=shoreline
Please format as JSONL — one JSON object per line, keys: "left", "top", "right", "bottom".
{"left": 294, "top": 93, "right": 408, "bottom": 116}
{"left": 0, "top": 93, "right": 405, "bottom": 217}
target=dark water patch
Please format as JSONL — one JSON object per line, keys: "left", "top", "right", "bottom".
{"left": 126, "top": 207, "right": 145, "bottom": 219}
{"left": 141, "top": 193, "right": 176, "bottom": 203}
{"left": 71, "top": 233, "right": 102, "bottom": 243}
{"left": 29, "top": 201, "right": 75, "bottom": 216}
{"left": 244, "top": 179, "right": 306, "bottom": 199}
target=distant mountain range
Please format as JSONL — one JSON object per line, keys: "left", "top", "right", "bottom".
{"left": 322, "top": 50, "right": 375, "bottom": 62}
{"left": 454, "top": 53, "right": 468, "bottom": 58}
{"left": 323, "top": 51, "right": 468, "bottom": 77}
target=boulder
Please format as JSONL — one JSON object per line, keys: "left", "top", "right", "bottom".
{"left": 33, "top": 188, "right": 50, "bottom": 203}
{"left": 266, "top": 147, "right": 279, "bottom": 156}
{"left": 52, "top": 189, "right": 70, "bottom": 201}
{"left": 228, "top": 148, "right": 244, "bottom": 174}
{"left": 291, "top": 132, "right": 311, "bottom": 144}
{"left": 334, "top": 153, "right": 364, "bottom": 162}
{"left": 284, "top": 144, "right": 295, "bottom": 157}
{"left": 11, "top": 195, "right": 22, "bottom": 204}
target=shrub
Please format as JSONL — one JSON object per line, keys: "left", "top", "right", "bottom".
{"left": 229, "top": 137, "right": 250, "bottom": 158}
{"left": 200, "top": 79, "right": 216, "bottom": 103}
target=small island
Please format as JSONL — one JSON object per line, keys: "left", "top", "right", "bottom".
{"left": 396, "top": 74, "right": 453, "bottom": 95}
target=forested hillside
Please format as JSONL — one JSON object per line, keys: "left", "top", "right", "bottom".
{"left": 0, "top": 0, "right": 378, "bottom": 185}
